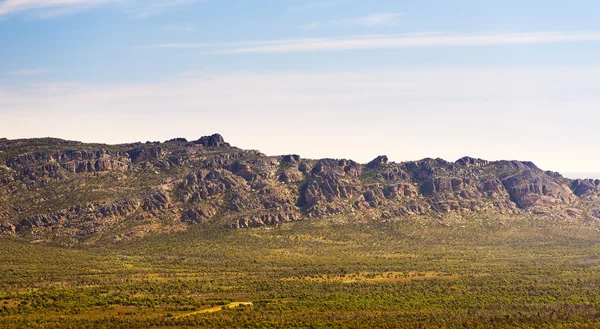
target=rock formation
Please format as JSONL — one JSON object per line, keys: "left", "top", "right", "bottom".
{"left": 0, "top": 134, "right": 598, "bottom": 241}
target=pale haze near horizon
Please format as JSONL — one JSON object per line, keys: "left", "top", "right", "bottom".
{"left": 1, "top": 0, "right": 600, "bottom": 174}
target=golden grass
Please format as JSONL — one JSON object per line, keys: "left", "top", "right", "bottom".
{"left": 284, "top": 271, "right": 459, "bottom": 283}
{"left": 175, "top": 302, "right": 253, "bottom": 318}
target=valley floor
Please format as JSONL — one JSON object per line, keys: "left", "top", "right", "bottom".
{"left": 1, "top": 215, "right": 600, "bottom": 328}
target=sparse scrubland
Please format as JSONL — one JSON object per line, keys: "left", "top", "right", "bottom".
{"left": 2, "top": 216, "right": 600, "bottom": 328}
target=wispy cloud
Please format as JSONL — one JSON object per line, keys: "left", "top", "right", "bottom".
{"left": 0, "top": 0, "right": 198, "bottom": 18}
{"left": 348, "top": 13, "right": 404, "bottom": 27}
{"left": 146, "top": 37, "right": 334, "bottom": 50}
{"left": 305, "top": 12, "right": 404, "bottom": 29}
{"left": 146, "top": 31, "right": 600, "bottom": 54}
{"left": 289, "top": 1, "right": 344, "bottom": 12}
{"left": 0, "top": 0, "right": 112, "bottom": 17}
{"left": 123, "top": 0, "right": 199, "bottom": 19}
{"left": 4, "top": 68, "right": 52, "bottom": 76}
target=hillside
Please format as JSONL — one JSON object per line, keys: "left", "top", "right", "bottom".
{"left": 1, "top": 134, "right": 599, "bottom": 243}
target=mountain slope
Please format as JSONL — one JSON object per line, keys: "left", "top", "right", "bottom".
{"left": 1, "top": 134, "right": 599, "bottom": 242}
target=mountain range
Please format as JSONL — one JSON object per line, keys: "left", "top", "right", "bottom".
{"left": 1, "top": 134, "right": 599, "bottom": 243}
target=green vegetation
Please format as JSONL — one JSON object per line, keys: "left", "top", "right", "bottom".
{"left": 1, "top": 215, "right": 600, "bottom": 328}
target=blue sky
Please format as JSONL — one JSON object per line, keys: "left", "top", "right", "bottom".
{"left": 1, "top": 0, "right": 600, "bottom": 173}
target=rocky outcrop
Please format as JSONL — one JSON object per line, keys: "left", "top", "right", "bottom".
{"left": 142, "top": 191, "right": 171, "bottom": 211}
{"left": 299, "top": 159, "right": 361, "bottom": 208}
{"left": 501, "top": 170, "right": 575, "bottom": 208}
{"left": 5, "top": 149, "right": 130, "bottom": 179}
{"left": 194, "top": 134, "right": 231, "bottom": 147}
{"left": 181, "top": 169, "right": 249, "bottom": 203}
{"left": 455, "top": 156, "right": 489, "bottom": 168}
{"left": 164, "top": 137, "right": 188, "bottom": 143}
{"left": 282, "top": 154, "right": 301, "bottom": 164}
{"left": 127, "top": 147, "right": 162, "bottom": 164}
{"left": 2, "top": 134, "right": 600, "bottom": 240}
{"left": 571, "top": 179, "right": 600, "bottom": 196}
{"left": 367, "top": 155, "right": 388, "bottom": 169}
{"left": 10, "top": 199, "right": 140, "bottom": 234}
{"left": 280, "top": 167, "right": 304, "bottom": 183}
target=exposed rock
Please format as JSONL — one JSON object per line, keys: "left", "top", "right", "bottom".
{"left": 571, "top": 179, "right": 599, "bottom": 196}
{"left": 564, "top": 208, "right": 582, "bottom": 217}
{"left": 367, "top": 155, "right": 388, "bottom": 169}
{"left": 9, "top": 199, "right": 139, "bottom": 234}
{"left": 165, "top": 137, "right": 188, "bottom": 143}
{"left": 142, "top": 191, "right": 171, "bottom": 211}
{"left": 231, "top": 161, "right": 258, "bottom": 182}
{"left": 502, "top": 170, "right": 575, "bottom": 208}
{"left": 282, "top": 154, "right": 301, "bottom": 164}
{"left": 194, "top": 134, "right": 231, "bottom": 147}
{"left": 455, "top": 156, "right": 489, "bottom": 167}
{"left": 279, "top": 167, "right": 304, "bottom": 183}
{"left": 181, "top": 206, "right": 217, "bottom": 223}
{"left": 299, "top": 159, "right": 361, "bottom": 208}
{"left": 5, "top": 149, "right": 130, "bottom": 179}
{"left": 181, "top": 169, "right": 249, "bottom": 203}
{"left": 127, "top": 147, "right": 162, "bottom": 164}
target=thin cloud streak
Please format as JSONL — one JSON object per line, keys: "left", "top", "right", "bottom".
{"left": 208, "top": 32, "right": 600, "bottom": 54}
{"left": 125, "top": 0, "right": 199, "bottom": 19}
{"left": 288, "top": 0, "right": 346, "bottom": 12}
{"left": 348, "top": 12, "right": 404, "bottom": 27}
{"left": 4, "top": 68, "right": 51, "bottom": 76}
{"left": 145, "top": 37, "right": 337, "bottom": 49}
{"left": 0, "top": 0, "right": 112, "bottom": 17}
{"left": 0, "top": 0, "right": 198, "bottom": 18}
{"left": 305, "top": 12, "right": 404, "bottom": 29}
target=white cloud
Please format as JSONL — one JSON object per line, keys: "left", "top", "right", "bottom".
{"left": 289, "top": 1, "right": 345, "bottom": 12}
{"left": 0, "top": 0, "right": 198, "bottom": 18}
{"left": 1, "top": 68, "right": 600, "bottom": 172}
{"left": 4, "top": 68, "right": 51, "bottom": 76}
{"left": 305, "top": 12, "right": 404, "bottom": 29}
{"left": 146, "top": 37, "right": 334, "bottom": 50}
{"left": 146, "top": 31, "right": 600, "bottom": 54}
{"left": 347, "top": 13, "right": 404, "bottom": 27}
{"left": 0, "top": 0, "right": 112, "bottom": 17}
{"left": 122, "top": 0, "right": 199, "bottom": 19}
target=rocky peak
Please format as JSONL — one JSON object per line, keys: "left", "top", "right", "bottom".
{"left": 455, "top": 156, "right": 488, "bottom": 167}
{"left": 367, "top": 155, "right": 389, "bottom": 169}
{"left": 194, "top": 134, "right": 230, "bottom": 147}
{"left": 282, "top": 154, "right": 301, "bottom": 164}
{"left": 165, "top": 137, "right": 188, "bottom": 143}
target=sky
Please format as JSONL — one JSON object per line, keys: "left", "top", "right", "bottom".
{"left": 1, "top": 0, "right": 600, "bottom": 174}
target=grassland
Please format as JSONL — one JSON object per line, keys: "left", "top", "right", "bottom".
{"left": 1, "top": 214, "right": 600, "bottom": 328}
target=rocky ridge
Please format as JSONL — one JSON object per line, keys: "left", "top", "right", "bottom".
{"left": 1, "top": 134, "right": 599, "bottom": 241}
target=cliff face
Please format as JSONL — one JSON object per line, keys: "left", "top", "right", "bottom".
{"left": 1, "top": 134, "right": 599, "bottom": 241}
